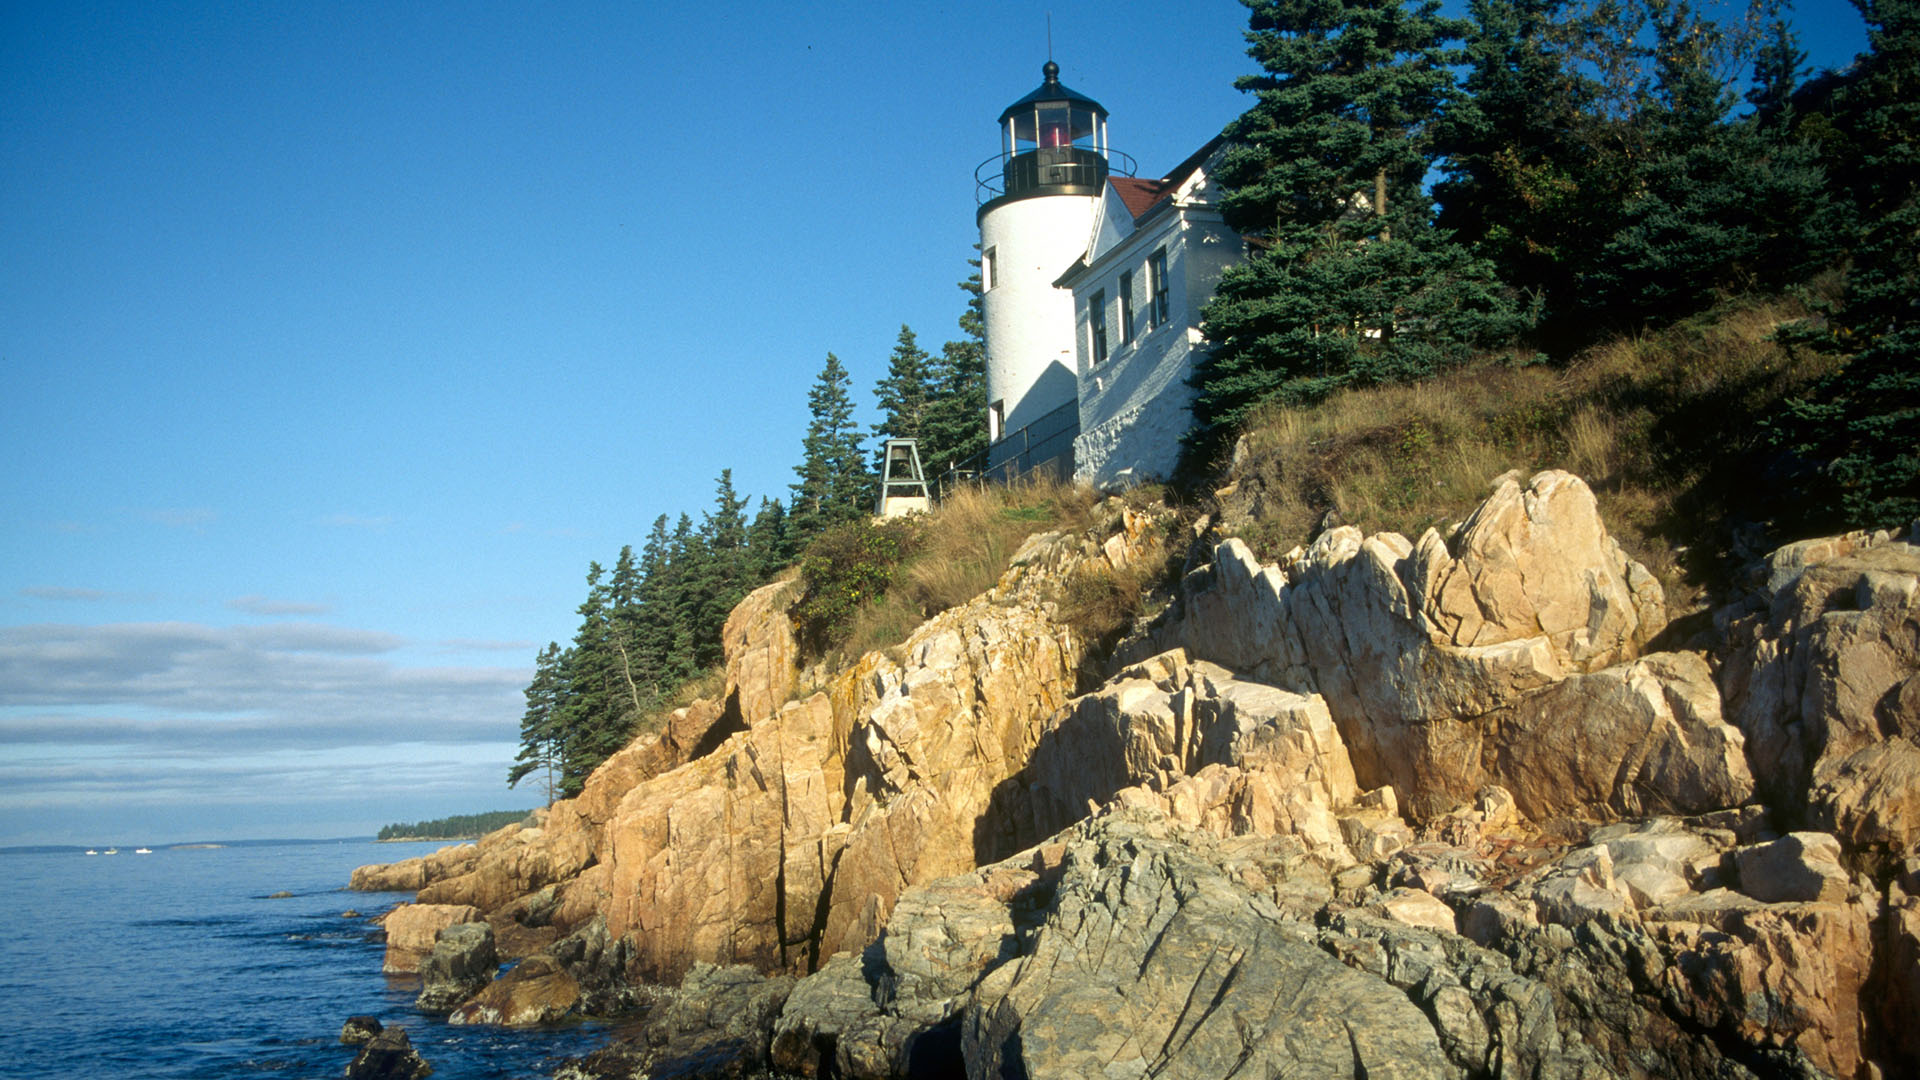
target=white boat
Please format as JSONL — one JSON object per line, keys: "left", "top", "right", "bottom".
{"left": 103, "top": 848, "right": 118, "bottom": 855}
{"left": 85, "top": 849, "right": 98, "bottom": 855}
{"left": 135, "top": 847, "right": 153, "bottom": 854}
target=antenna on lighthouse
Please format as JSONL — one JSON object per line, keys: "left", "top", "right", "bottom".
{"left": 1046, "top": 13, "right": 1053, "bottom": 61}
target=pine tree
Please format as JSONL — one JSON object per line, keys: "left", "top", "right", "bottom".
{"left": 687, "top": 470, "right": 753, "bottom": 669}
{"left": 790, "top": 353, "right": 872, "bottom": 544}
{"left": 920, "top": 258, "right": 990, "bottom": 478}
{"left": 745, "top": 496, "right": 792, "bottom": 578}
{"left": 1432, "top": 0, "right": 1606, "bottom": 324}
{"left": 1191, "top": 0, "right": 1527, "bottom": 454}
{"left": 1773, "top": 0, "right": 1920, "bottom": 529}
{"left": 1577, "top": 1, "right": 1838, "bottom": 321}
{"left": 507, "top": 641, "right": 565, "bottom": 802}
{"left": 552, "top": 561, "right": 626, "bottom": 796}
{"left": 872, "top": 325, "right": 934, "bottom": 452}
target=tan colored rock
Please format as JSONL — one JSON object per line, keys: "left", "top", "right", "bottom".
{"left": 349, "top": 838, "right": 484, "bottom": 893}
{"left": 1651, "top": 899, "right": 1876, "bottom": 1079}
{"left": 815, "top": 534, "right": 1103, "bottom": 960}
{"left": 1720, "top": 538, "right": 1920, "bottom": 814}
{"left": 1733, "top": 832, "right": 1852, "bottom": 904}
{"left": 601, "top": 692, "right": 841, "bottom": 984}
{"left": 722, "top": 577, "right": 802, "bottom": 729}
{"left": 416, "top": 824, "right": 592, "bottom": 914}
{"left": 1021, "top": 656, "right": 1359, "bottom": 853}
{"left": 1155, "top": 471, "right": 1668, "bottom": 820}
{"left": 350, "top": 858, "right": 426, "bottom": 892}
{"left": 1486, "top": 651, "right": 1753, "bottom": 823}
{"left": 1417, "top": 469, "right": 1666, "bottom": 670}
{"left": 1373, "top": 887, "right": 1459, "bottom": 933}
{"left": 1810, "top": 739, "right": 1920, "bottom": 861}
{"left": 381, "top": 902, "right": 481, "bottom": 974}
{"left": 447, "top": 955, "right": 580, "bottom": 1026}
{"left": 1877, "top": 885, "right": 1920, "bottom": 1066}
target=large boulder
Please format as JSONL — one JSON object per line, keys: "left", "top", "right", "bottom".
{"left": 1151, "top": 470, "right": 1675, "bottom": 820}
{"left": 1719, "top": 534, "right": 1919, "bottom": 824}
{"left": 415, "top": 921, "right": 499, "bottom": 1014}
{"left": 815, "top": 525, "right": 1164, "bottom": 960}
{"left": 448, "top": 954, "right": 579, "bottom": 1027}
{"left": 380, "top": 902, "right": 481, "bottom": 974}
{"left": 599, "top": 690, "right": 842, "bottom": 984}
{"left": 1019, "top": 652, "right": 1360, "bottom": 857}
{"left": 721, "top": 576, "right": 802, "bottom": 729}
{"left": 344, "top": 1026, "right": 431, "bottom": 1080}
{"left": 349, "top": 839, "right": 482, "bottom": 893}
{"left": 766, "top": 807, "right": 1608, "bottom": 1080}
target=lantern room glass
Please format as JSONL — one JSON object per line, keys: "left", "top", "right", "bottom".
{"left": 1003, "top": 104, "right": 1106, "bottom": 158}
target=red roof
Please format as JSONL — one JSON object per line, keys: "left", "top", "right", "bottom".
{"left": 1111, "top": 176, "right": 1174, "bottom": 219}
{"left": 1107, "top": 135, "right": 1225, "bottom": 222}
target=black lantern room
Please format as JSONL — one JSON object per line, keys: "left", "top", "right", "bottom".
{"left": 985, "top": 61, "right": 1113, "bottom": 205}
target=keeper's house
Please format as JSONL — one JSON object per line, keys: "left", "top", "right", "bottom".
{"left": 975, "top": 62, "right": 1243, "bottom": 489}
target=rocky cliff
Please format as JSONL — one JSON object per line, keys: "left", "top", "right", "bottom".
{"left": 353, "top": 475, "right": 1919, "bottom": 1079}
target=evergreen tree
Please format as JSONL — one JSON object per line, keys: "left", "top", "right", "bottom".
{"left": 789, "top": 353, "right": 872, "bottom": 543}
{"left": 920, "top": 258, "right": 989, "bottom": 479}
{"left": 1747, "top": 17, "right": 1808, "bottom": 126}
{"left": 1774, "top": 0, "right": 1920, "bottom": 529}
{"left": 872, "top": 325, "right": 934, "bottom": 452}
{"left": 687, "top": 471, "right": 754, "bottom": 669}
{"left": 552, "top": 561, "right": 627, "bottom": 796}
{"left": 745, "top": 496, "right": 793, "bottom": 578}
{"left": 1191, "top": 0, "right": 1527, "bottom": 453}
{"left": 507, "top": 641, "right": 565, "bottom": 802}
{"left": 1578, "top": 0, "right": 1838, "bottom": 320}
{"left": 1432, "top": 0, "right": 1607, "bottom": 324}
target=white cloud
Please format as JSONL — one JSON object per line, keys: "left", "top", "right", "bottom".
{"left": 318, "top": 513, "right": 393, "bottom": 530}
{"left": 142, "top": 507, "right": 218, "bottom": 530}
{"left": 438, "top": 638, "right": 535, "bottom": 653}
{"left": 20, "top": 586, "right": 108, "bottom": 601}
{"left": 228, "top": 594, "right": 333, "bottom": 616}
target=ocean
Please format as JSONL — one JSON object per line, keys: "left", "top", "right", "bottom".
{"left": 0, "top": 839, "right": 612, "bottom": 1079}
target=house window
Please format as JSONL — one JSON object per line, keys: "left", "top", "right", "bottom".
{"left": 989, "top": 399, "right": 1005, "bottom": 442}
{"left": 1089, "top": 290, "right": 1108, "bottom": 364}
{"left": 1148, "top": 248, "right": 1170, "bottom": 329}
{"left": 981, "top": 247, "right": 996, "bottom": 292}
{"left": 1119, "top": 271, "right": 1135, "bottom": 345}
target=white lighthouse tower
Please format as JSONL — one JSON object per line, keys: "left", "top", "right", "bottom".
{"left": 976, "top": 61, "right": 1124, "bottom": 477}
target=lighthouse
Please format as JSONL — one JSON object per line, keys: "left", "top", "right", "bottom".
{"left": 976, "top": 61, "right": 1127, "bottom": 478}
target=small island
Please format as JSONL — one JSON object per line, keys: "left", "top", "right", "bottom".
{"left": 376, "top": 810, "right": 530, "bottom": 842}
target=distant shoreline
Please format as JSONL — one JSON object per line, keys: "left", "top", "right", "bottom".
{"left": 376, "top": 835, "right": 482, "bottom": 844}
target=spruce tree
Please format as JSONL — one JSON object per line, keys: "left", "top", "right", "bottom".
{"left": 1580, "top": 2, "right": 1838, "bottom": 321}
{"left": 687, "top": 470, "right": 753, "bottom": 669}
{"left": 1432, "top": 0, "right": 1605, "bottom": 325}
{"left": 745, "top": 496, "right": 792, "bottom": 578}
{"left": 552, "top": 562, "right": 626, "bottom": 795}
{"left": 1191, "top": 0, "right": 1526, "bottom": 454}
{"left": 920, "top": 258, "right": 990, "bottom": 478}
{"left": 872, "top": 325, "right": 934, "bottom": 452}
{"left": 789, "top": 353, "right": 872, "bottom": 544}
{"left": 1774, "top": 0, "right": 1920, "bottom": 529}
{"left": 508, "top": 641, "right": 565, "bottom": 802}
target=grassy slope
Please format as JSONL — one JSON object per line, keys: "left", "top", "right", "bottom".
{"left": 1207, "top": 290, "right": 1844, "bottom": 613}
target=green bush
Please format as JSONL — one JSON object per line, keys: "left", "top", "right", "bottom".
{"left": 791, "top": 517, "right": 921, "bottom": 654}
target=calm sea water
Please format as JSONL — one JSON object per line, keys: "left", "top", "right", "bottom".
{"left": 0, "top": 840, "right": 611, "bottom": 1080}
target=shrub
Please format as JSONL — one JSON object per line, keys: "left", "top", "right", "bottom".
{"left": 791, "top": 517, "right": 921, "bottom": 655}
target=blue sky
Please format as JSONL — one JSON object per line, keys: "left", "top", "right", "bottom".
{"left": 0, "top": 0, "right": 1868, "bottom": 846}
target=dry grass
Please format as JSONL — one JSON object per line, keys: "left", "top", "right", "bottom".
{"left": 828, "top": 474, "right": 1103, "bottom": 664}
{"left": 1217, "top": 292, "right": 1840, "bottom": 607}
